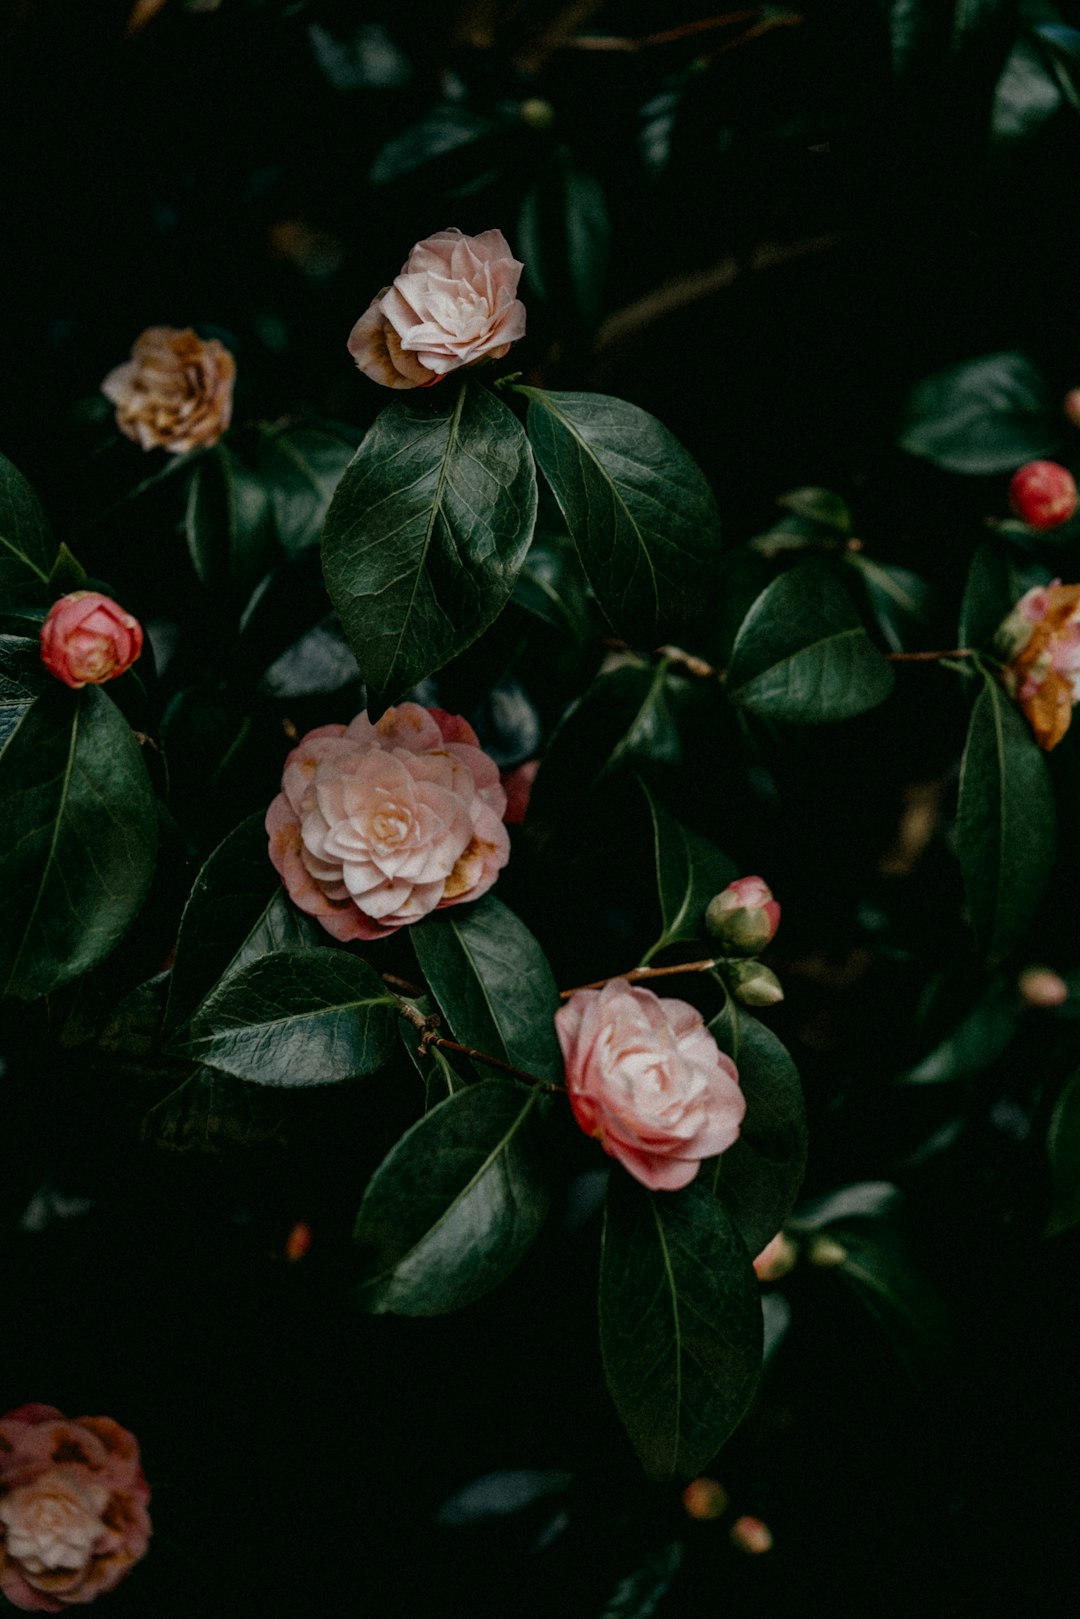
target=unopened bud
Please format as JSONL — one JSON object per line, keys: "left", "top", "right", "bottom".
{"left": 520, "top": 98, "right": 556, "bottom": 130}
{"left": 753, "top": 1231, "right": 798, "bottom": 1282}
{"left": 682, "top": 1477, "right": 729, "bottom": 1521}
{"left": 1064, "top": 389, "right": 1080, "bottom": 430}
{"left": 728, "top": 959, "right": 784, "bottom": 1008}
{"left": 730, "top": 1515, "right": 773, "bottom": 1555}
{"left": 284, "top": 1221, "right": 312, "bottom": 1262}
{"left": 807, "top": 1235, "right": 847, "bottom": 1268}
{"left": 1008, "top": 460, "right": 1078, "bottom": 531}
{"left": 1018, "top": 966, "right": 1068, "bottom": 1009}
{"left": 706, "top": 876, "right": 781, "bottom": 956}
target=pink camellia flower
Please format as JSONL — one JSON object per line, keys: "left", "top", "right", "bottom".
{"left": 266, "top": 703, "right": 510, "bottom": 941}
{"left": 347, "top": 228, "right": 526, "bottom": 390}
{"left": 705, "top": 875, "right": 781, "bottom": 955}
{"left": 555, "top": 980, "right": 745, "bottom": 1192}
{"left": 995, "top": 579, "right": 1080, "bottom": 749}
{"left": 102, "top": 326, "right": 235, "bottom": 453}
{"left": 39, "top": 592, "right": 143, "bottom": 690}
{"left": 1008, "top": 460, "right": 1078, "bottom": 530}
{"left": 0, "top": 1404, "right": 151, "bottom": 1612}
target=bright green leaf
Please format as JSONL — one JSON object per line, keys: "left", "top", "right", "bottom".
{"left": 0, "top": 687, "right": 158, "bottom": 999}
{"left": 599, "top": 1175, "right": 762, "bottom": 1480}
{"left": 353, "top": 1080, "right": 549, "bottom": 1314}
{"left": 323, "top": 381, "right": 538, "bottom": 705}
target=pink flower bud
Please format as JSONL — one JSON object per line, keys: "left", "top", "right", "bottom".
{"left": 727, "top": 959, "right": 784, "bottom": 1008}
{"left": 682, "top": 1477, "right": 729, "bottom": 1521}
{"left": 705, "top": 876, "right": 780, "bottom": 955}
{"left": 500, "top": 759, "right": 540, "bottom": 826}
{"left": 40, "top": 592, "right": 144, "bottom": 690}
{"left": 730, "top": 1515, "right": 773, "bottom": 1555}
{"left": 1008, "top": 461, "right": 1078, "bottom": 531}
{"left": 284, "top": 1221, "right": 313, "bottom": 1262}
{"left": 1064, "top": 389, "right": 1080, "bottom": 430}
{"left": 1018, "top": 966, "right": 1068, "bottom": 1009}
{"left": 752, "top": 1231, "right": 798, "bottom": 1282}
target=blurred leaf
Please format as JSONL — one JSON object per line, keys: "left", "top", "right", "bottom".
{"left": 185, "top": 441, "right": 276, "bottom": 597}
{"left": 689, "top": 547, "right": 772, "bottom": 666}
{"left": 727, "top": 560, "right": 895, "bottom": 722}
{"left": 512, "top": 530, "right": 594, "bottom": 647}
{"left": 323, "top": 382, "right": 538, "bottom": 706}
{"left": 598, "top": 1542, "right": 685, "bottom": 1619}
{"left": 777, "top": 487, "right": 851, "bottom": 532}
{"left": 599, "top": 1175, "right": 762, "bottom": 1480}
{"left": 353, "top": 1080, "right": 548, "bottom": 1314}
{"left": 992, "top": 34, "right": 1063, "bottom": 143}
{"left": 1046, "top": 1066, "right": 1080, "bottom": 1236}
{"left": 709, "top": 1006, "right": 808, "bottom": 1259}
{"left": 518, "top": 148, "right": 610, "bottom": 331}
{"left": 167, "top": 812, "right": 324, "bottom": 1030}
{"left": 0, "top": 688, "right": 158, "bottom": 1000}
{"left": 520, "top": 389, "right": 722, "bottom": 644}
{"left": 828, "top": 1217, "right": 951, "bottom": 1379}
{"left": 1035, "top": 22, "right": 1080, "bottom": 114}
{"left": 957, "top": 678, "right": 1056, "bottom": 959}
{"left": 255, "top": 421, "right": 359, "bottom": 558}
{"left": 898, "top": 351, "right": 1059, "bottom": 474}
{"left": 788, "top": 1181, "right": 901, "bottom": 1229}
{"left": 641, "top": 781, "right": 735, "bottom": 960}
{"left": 959, "top": 541, "right": 1051, "bottom": 652}
{"left": 411, "top": 895, "right": 563, "bottom": 1083}
{"left": 258, "top": 618, "right": 360, "bottom": 699}
{"left": 308, "top": 20, "right": 412, "bottom": 90}
{"left": 141, "top": 1064, "right": 289, "bottom": 1154}
{"left": 847, "top": 554, "right": 935, "bottom": 655}
{"left": 369, "top": 104, "right": 501, "bottom": 188}
{"left": 0, "top": 450, "right": 52, "bottom": 596}
{"left": 177, "top": 948, "right": 397, "bottom": 1085}
{"left": 434, "top": 1469, "right": 572, "bottom": 1527}
{"left": 901, "top": 977, "right": 1019, "bottom": 1084}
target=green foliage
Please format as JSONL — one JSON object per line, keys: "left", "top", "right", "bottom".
{"left": 898, "top": 351, "right": 1059, "bottom": 474}
{"left": 1046, "top": 1067, "right": 1080, "bottom": 1237}
{"left": 640, "top": 781, "right": 735, "bottom": 962}
{"left": 353, "top": 1081, "right": 549, "bottom": 1314}
{"left": 599, "top": 1175, "right": 762, "bottom": 1479}
{"left": 0, "top": 687, "right": 157, "bottom": 999}
{"left": 323, "top": 381, "right": 538, "bottom": 705}
{"left": 957, "top": 677, "right": 1056, "bottom": 959}
{"left": 0, "top": 450, "right": 52, "bottom": 597}
{"left": 726, "top": 560, "right": 895, "bottom": 721}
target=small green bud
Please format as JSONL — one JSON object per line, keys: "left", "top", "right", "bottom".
{"left": 728, "top": 960, "right": 784, "bottom": 1007}
{"left": 704, "top": 876, "right": 780, "bottom": 956}
{"left": 520, "top": 98, "right": 556, "bottom": 130}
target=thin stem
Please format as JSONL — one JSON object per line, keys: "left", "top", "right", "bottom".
{"left": 885, "top": 648, "right": 974, "bottom": 663}
{"left": 390, "top": 996, "right": 562, "bottom": 1090}
{"left": 381, "top": 971, "right": 424, "bottom": 997}
{"left": 561, "top": 9, "right": 794, "bottom": 50}
{"left": 560, "top": 957, "right": 720, "bottom": 998}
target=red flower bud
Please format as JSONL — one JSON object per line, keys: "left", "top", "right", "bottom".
{"left": 730, "top": 1515, "right": 774, "bottom": 1555}
{"left": 40, "top": 592, "right": 143, "bottom": 690}
{"left": 1008, "top": 461, "right": 1078, "bottom": 531}
{"left": 682, "top": 1477, "right": 729, "bottom": 1520}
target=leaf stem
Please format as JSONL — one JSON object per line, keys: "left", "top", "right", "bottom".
{"left": 391, "top": 997, "right": 563, "bottom": 1090}
{"left": 560, "top": 957, "right": 720, "bottom": 998}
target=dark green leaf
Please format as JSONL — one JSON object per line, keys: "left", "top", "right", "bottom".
{"left": 727, "top": 560, "right": 895, "bottom": 722}
{"left": 0, "top": 687, "right": 158, "bottom": 999}
{"left": 512, "top": 531, "right": 594, "bottom": 646}
{"left": 141, "top": 1065, "right": 289, "bottom": 1154}
{"left": 709, "top": 1006, "right": 807, "bottom": 1259}
{"left": 957, "top": 678, "right": 1056, "bottom": 958}
{"left": 255, "top": 421, "right": 359, "bottom": 558}
{"left": 0, "top": 450, "right": 52, "bottom": 595}
{"left": 353, "top": 1080, "right": 548, "bottom": 1314}
{"left": 598, "top": 1542, "right": 685, "bottom": 1619}
{"left": 901, "top": 978, "right": 1019, "bottom": 1083}
{"left": 825, "top": 1218, "right": 950, "bottom": 1379}
{"left": 185, "top": 441, "right": 276, "bottom": 596}
{"left": 847, "top": 554, "right": 935, "bottom": 655}
{"left": 518, "top": 149, "right": 610, "bottom": 330}
{"left": 776, "top": 487, "right": 851, "bottom": 532}
{"left": 992, "top": 35, "right": 1062, "bottom": 144}
{"left": 323, "top": 382, "right": 538, "bottom": 705}
{"left": 167, "top": 813, "right": 325, "bottom": 1030}
{"left": 1046, "top": 1067, "right": 1080, "bottom": 1236}
{"left": 177, "top": 948, "right": 396, "bottom": 1085}
{"left": 959, "top": 541, "right": 1051, "bottom": 652}
{"left": 369, "top": 105, "right": 500, "bottom": 188}
{"left": 520, "top": 388, "right": 722, "bottom": 643}
{"left": 0, "top": 635, "right": 47, "bottom": 750}
{"left": 599, "top": 1175, "right": 762, "bottom": 1480}
{"left": 641, "top": 782, "right": 735, "bottom": 961}
{"left": 411, "top": 895, "right": 562, "bottom": 1082}
{"left": 47, "top": 542, "right": 88, "bottom": 593}
{"left": 788, "top": 1181, "right": 901, "bottom": 1230}
{"left": 898, "top": 351, "right": 1059, "bottom": 474}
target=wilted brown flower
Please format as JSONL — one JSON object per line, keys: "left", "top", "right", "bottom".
{"left": 102, "top": 326, "right": 235, "bottom": 454}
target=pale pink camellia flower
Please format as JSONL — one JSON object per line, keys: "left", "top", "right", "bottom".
{"left": 996, "top": 579, "right": 1080, "bottom": 749}
{"left": 705, "top": 875, "right": 781, "bottom": 956}
{"left": 555, "top": 980, "right": 746, "bottom": 1192}
{"left": 347, "top": 228, "right": 526, "bottom": 390}
{"left": 102, "top": 326, "right": 235, "bottom": 453}
{"left": 0, "top": 1404, "right": 151, "bottom": 1613}
{"left": 39, "top": 592, "right": 143, "bottom": 690}
{"left": 266, "top": 702, "right": 510, "bottom": 941}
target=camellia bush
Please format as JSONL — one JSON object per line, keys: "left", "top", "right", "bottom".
{"left": 5, "top": 3, "right": 1080, "bottom": 1616}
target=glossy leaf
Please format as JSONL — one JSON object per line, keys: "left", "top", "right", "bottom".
{"left": 167, "top": 812, "right": 324, "bottom": 1030}
{"left": 255, "top": 421, "right": 359, "bottom": 558}
{"left": 902, "top": 978, "right": 1019, "bottom": 1084}
{"left": 959, "top": 541, "right": 1051, "bottom": 653}
{"left": 323, "top": 382, "right": 538, "bottom": 705}
{"left": 599, "top": 1175, "right": 762, "bottom": 1479}
{"left": 512, "top": 530, "right": 594, "bottom": 647}
{"left": 411, "top": 895, "right": 563, "bottom": 1082}
{"left": 898, "top": 351, "right": 1058, "bottom": 474}
{"left": 353, "top": 1080, "right": 549, "bottom": 1315}
{"left": 185, "top": 440, "right": 276, "bottom": 596}
{"left": 0, "top": 687, "right": 158, "bottom": 999}
{"left": 520, "top": 388, "right": 722, "bottom": 643}
{"left": 641, "top": 782, "right": 735, "bottom": 961}
{"left": 0, "top": 634, "right": 47, "bottom": 750}
{"left": 598, "top": 1542, "right": 685, "bottom": 1619}
{"left": 0, "top": 450, "right": 52, "bottom": 595}
{"left": 709, "top": 1006, "right": 808, "bottom": 1259}
{"left": 727, "top": 560, "right": 895, "bottom": 722}
{"left": 177, "top": 948, "right": 397, "bottom": 1085}
{"left": 847, "top": 554, "right": 935, "bottom": 655}
{"left": 956, "top": 679, "right": 1056, "bottom": 959}
{"left": 1046, "top": 1067, "right": 1080, "bottom": 1236}
{"left": 141, "top": 1064, "right": 290, "bottom": 1154}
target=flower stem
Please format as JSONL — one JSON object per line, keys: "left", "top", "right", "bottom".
{"left": 559, "top": 957, "right": 720, "bottom": 998}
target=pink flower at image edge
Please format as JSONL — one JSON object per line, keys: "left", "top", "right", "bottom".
{"left": 348, "top": 228, "right": 526, "bottom": 390}
{"left": 39, "top": 593, "right": 143, "bottom": 690}
{"left": 266, "top": 702, "right": 510, "bottom": 941}
{"left": 555, "top": 980, "right": 745, "bottom": 1192}
{"left": 0, "top": 1404, "right": 151, "bottom": 1613}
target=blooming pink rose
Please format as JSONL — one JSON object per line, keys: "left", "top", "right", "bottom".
{"left": 0, "top": 1405, "right": 151, "bottom": 1612}
{"left": 102, "top": 326, "right": 235, "bottom": 453}
{"left": 266, "top": 703, "right": 511, "bottom": 941}
{"left": 555, "top": 980, "right": 745, "bottom": 1192}
{"left": 705, "top": 875, "right": 781, "bottom": 955}
{"left": 347, "top": 228, "right": 526, "bottom": 390}
{"left": 40, "top": 593, "right": 143, "bottom": 690}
